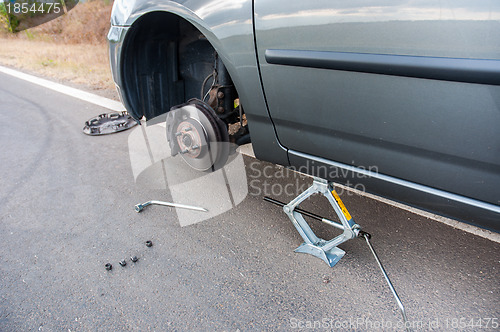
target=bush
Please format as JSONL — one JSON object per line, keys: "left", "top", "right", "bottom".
{"left": 0, "top": 3, "right": 13, "bottom": 33}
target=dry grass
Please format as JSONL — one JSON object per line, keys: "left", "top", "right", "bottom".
{"left": 34, "top": 0, "right": 113, "bottom": 45}
{"left": 0, "top": 0, "right": 114, "bottom": 93}
{"left": 0, "top": 38, "right": 114, "bottom": 90}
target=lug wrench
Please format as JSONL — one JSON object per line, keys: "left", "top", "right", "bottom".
{"left": 134, "top": 200, "right": 208, "bottom": 213}
{"left": 264, "top": 196, "right": 411, "bottom": 331}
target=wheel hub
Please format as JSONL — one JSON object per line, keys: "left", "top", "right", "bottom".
{"left": 166, "top": 99, "right": 229, "bottom": 171}
{"left": 176, "top": 120, "right": 203, "bottom": 158}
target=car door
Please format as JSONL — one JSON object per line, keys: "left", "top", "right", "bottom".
{"left": 254, "top": 0, "right": 500, "bottom": 206}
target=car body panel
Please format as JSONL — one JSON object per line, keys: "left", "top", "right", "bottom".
{"left": 254, "top": 0, "right": 500, "bottom": 228}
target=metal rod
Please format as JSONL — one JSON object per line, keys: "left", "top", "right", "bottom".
{"left": 362, "top": 233, "right": 411, "bottom": 332}
{"left": 135, "top": 200, "right": 208, "bottom": 213}
{"left": 264, "top": 196, "right": 344, "bottom": 230}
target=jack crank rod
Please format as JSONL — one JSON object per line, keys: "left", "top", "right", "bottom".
{"left": 264, "top": 196, "right": 345, "bottom": 230}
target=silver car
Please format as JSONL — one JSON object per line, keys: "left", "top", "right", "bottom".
{"left": 108, "top": 0, "right": 500, "bottom": 232}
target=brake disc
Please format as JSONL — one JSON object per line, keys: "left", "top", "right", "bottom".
{"left": 166, "top": 99, "right": 229, "bottom": 171}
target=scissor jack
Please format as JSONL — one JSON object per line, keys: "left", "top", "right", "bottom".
{"left": 266, "top": 177, "right": 360, "bottom": 267}
{"left": 264, "top": 177, "right": 411, "bottom": 331}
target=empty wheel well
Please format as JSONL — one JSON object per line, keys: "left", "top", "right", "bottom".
{"left": 120, "top": 12, "right": 207, "bottom": 118}
{"left": 120, "top": 11, "right": 248, "bottom": 144}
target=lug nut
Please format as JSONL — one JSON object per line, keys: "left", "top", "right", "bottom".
{"left": 175, "top": 132, "right": 182, "bottom": 137}
{"left": 105, "top": 263, "right": 112, "bottom": 271}
{"left": 184, "top": 127, "right": 192, "bottom": 132}
{"left": 145, "top": 241, "right": 153, "bottom": 247}
{"left": 119, "top": 260, "right": 127, "bottom": 267}
{"left": 131, "top": 256, "right": 139, "bottom": 263}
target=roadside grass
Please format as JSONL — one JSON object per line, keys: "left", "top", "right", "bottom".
{"left": 0, "top": 0, "right": 114, "bottom": 93}
{"left": 0, "top": 38, "right": 114, "bottom": 91}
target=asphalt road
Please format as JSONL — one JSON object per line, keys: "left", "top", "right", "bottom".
{"left": 0, "top": 71, "right": 499, "bottom": 331}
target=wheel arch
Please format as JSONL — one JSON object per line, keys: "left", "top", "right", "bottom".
{"left": 118, "top": 7, "right": 241, "bottom": 121}
{"left": 113, "top": 1, "right": 291, "bottom": 167}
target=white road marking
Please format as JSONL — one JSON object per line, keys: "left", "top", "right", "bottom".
{"left": 2, "top": 65, "right": 498, "bottom": 242}
{"left": 0, "top": 65, "right": 125, "bottom": 112}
